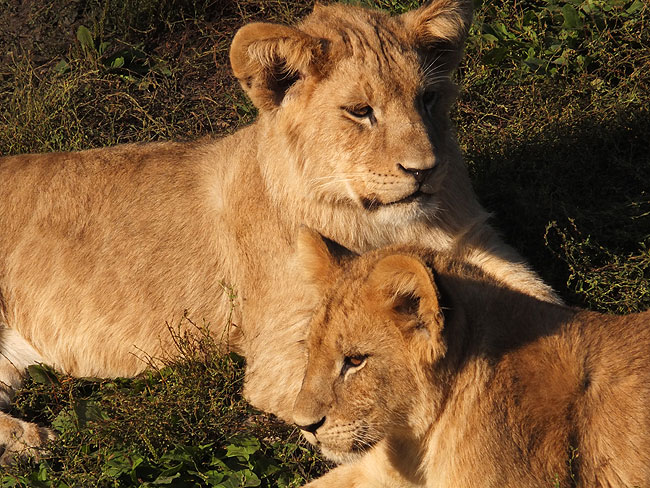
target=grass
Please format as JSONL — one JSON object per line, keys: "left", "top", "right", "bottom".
{"left": 3, "top": 322, "right": 325, "bottom": 487}
{"left": 0, "top": 0, "right": 648, "bottom": 485}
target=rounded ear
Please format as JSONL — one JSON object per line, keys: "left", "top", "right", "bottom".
{"left": 295, "top": 227, "right": 340, "bottom": 296}
{"left": 230, "top": 22, "right": 327, "bottom": 111}
{"left": 367, "top": 254, "right": 446, "bottom": 362}
{"left": 401, "top": 0, "right": 473, "bottom": 73}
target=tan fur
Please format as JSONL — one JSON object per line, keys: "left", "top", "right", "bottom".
{"left": 293, "top": 230, "right": 650, "bottom": 488}
{"left": 0, "top": 0, "right": 557, "bottom": 459}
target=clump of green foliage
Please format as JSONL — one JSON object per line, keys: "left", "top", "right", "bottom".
{"left": 0, "top": 0, "right": 648, "bottom": 485}
{"left": 2, "top": 320, "right": 325, "bottom": 487}
{"left": 459, "top": 0, "right": 649, "bottom": 312}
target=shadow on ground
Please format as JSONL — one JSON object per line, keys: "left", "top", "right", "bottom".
{"left": 467, "top": 106, "right": 650, "bottom": 310}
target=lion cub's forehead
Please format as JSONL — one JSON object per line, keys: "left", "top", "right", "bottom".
{"left": 309, "top": 266, "right": 387, "bottom": 347}
{"left": 301, "top": 5, "right": 422, "bottom": 90}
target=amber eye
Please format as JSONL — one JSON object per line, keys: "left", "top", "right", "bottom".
{"left": 347, "top": 356, "right": 365, "bottom": 367}
{"left": 342, "top": 355, "right": 368, "bottom": 376}
{"left": 344, "top": 105, "right": 374, "bottom": 119}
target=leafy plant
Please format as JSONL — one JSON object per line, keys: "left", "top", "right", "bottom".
{"left": 340, "top": 0, "right": 422, "bottom": 13}
{"left": 2, "top": 322, "right": 326, "bottom": 487}
{"left": 471, "top": 0, "right": 646, "bottom": 77}
{"left": 53, "top": 24, "right": 172, "bottom": 77}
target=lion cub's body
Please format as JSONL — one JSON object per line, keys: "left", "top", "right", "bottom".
{"left": 294, "top": 233, "right": 650, "bottom": 488}
{"left": 0, "top": 0, "right": 557, "bottom": 461}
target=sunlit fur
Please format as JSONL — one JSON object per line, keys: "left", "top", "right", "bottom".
{"left": 294, "top": 230, "right": 650, "bottom": 488}
{"left": 0, "top": 0, "right": 557, "bottom": 460}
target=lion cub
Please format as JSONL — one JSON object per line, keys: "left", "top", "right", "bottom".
{"left": 293, "top": 228, "right": 650, "bottom": 488}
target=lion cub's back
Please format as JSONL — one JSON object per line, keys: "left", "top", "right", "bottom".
{"left": 575, "top": 309, "right": 650, "bottom": 486}
{"left": 0, "top": 141, "right": 231, "bottom": 377}
{"left": 0, "top": 142, "right": 196, "bottom": 244}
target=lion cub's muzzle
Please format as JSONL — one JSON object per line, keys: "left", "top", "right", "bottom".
{"left": 398, "top": 164, "right": 433, "bottom": 186}
{"left": 295, "top": 415, "right": 326, "bottom": 436}
{"left": 359, "top": 163, "right": 440, "bottom": 210}
{"left": 418, "top": 169, "right": 441, "bottom": 195}
{"left": 394, "top": 161, "right": 441, "bottom": 202}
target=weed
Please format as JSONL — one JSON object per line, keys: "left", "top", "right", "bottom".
{"left": 2, "top": 320, "right": 326, "bottom": 487}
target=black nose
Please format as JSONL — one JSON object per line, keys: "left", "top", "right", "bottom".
{"left": 296, "top": 416, "right": 326, "bottom": 434}
{"left": 398, "top": 165, "right": 433, "bottom": 183}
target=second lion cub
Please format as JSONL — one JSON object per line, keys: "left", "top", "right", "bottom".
{"left": 293, "top": 229, "right": 650, "bottom": 488}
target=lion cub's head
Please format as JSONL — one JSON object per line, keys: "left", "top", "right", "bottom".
{"left": 292, "top": 228, "right": 448, "bottom": 463}
{"left": 230, "top": 1, "right": 472, "bottom": 223}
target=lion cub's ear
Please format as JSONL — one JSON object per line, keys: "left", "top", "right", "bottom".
{"left": 367, "top": 254, "right": 446, "bottom": 362}
{"left": 296, "top": 227, "right": 340, "bottom": 296}
{"left": 401, "top": 0, "right": 473, "bottom": 72}
{"left": 230, "top": 22, "right": 327, "bottom": 111}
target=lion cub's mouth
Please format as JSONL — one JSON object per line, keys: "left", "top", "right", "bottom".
{"left": 360, "top": 190, "right": 428, "bottom": 210}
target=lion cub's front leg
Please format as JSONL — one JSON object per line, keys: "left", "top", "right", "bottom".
{"left": 304, "top": 463, "right": 419, "bottom": 488}
{"left": 304, "top": 444, "right": 422, "bottom": 488}
{"left": 0, "top": 327, "right": 55, "bottom": 463}
{"left": 304, "top": 464, "right": 366, "bottom": 488}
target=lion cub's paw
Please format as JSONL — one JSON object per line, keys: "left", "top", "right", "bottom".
{"left": 0, "top": 411, "right": 56, "bottom": 464}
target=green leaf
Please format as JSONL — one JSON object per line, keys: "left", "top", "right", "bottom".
{"left": 98, "top": 41, "right": 110, "bottom": 56}
{"left": 102, "top": 451, "right": 143, "bottom": 478}
{"left": 242, "top": 470, "right": 261, "bottom": 487}
{"left": 154, "top": 63, "right": 172, "bottom": 76}
{"left": 481, "top": 23, "right": 503, "bottom": 41}
{"left": 73, "top": 399, "right": 107, "bottom": 427}
{"left": 36, "top": 463, "right": 49, "bottom": 482}
{"left": 28, "top": 364, "right": 59, "bottom": 385}
{"left": 252, "top": 456, "right": 280, "bottom": 478}
{"left": 215, "top": 469, "right": 261, "bottom": 488}
{"left": 76, "top": 25, "right": 95, "bottom": 52}
{"left": 51, "top": 409, "right": 76, "bottom": 434}
{"left": 203, "top": 471, "right": 226, "bottom": 485}
{"left": 53, "top": 59, "right": 69, "bottom": 74}
{"left": 483, "top": 46, "right": 508, "bottom": 65}
{"left": 626, "top": 0, "right": 644, "bottom": 14}
{"left": 561, "top": 5, "right": 582, "bottom": 29}
{"left": 110, "top": 57, "right": 125, "bottom": 69}
{"left": 481, "top": 33, "right": 499, "bottom": 43}
{"left": 152, "top": 472, "right": 181, "bottom": 485}
{"left": 523, "top": 56, "right": 548, "bottom": 73}
{"left": 225, "top": 437, "right": 260, "bottom": 461}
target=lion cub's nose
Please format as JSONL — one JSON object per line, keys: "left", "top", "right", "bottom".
{"left": 398, "top": 164, "right": 434, "bottom": 183}
{"left": 295, "top": 416, "right": 326, "bottom": 435}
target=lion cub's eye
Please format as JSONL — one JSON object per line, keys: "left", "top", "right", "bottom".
{"left": 341, "top": 355, "right": 368, "bottom": 377}
{"left": 344, "top": 105, "right": 374, "bottom": 120}
{"left": 422, "top": 90, "right": 439, "bottom": 116}
{"left": 347, "top": 355, "right": 365, "bottom": 367}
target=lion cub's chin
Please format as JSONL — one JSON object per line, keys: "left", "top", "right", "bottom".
{"left": 319, "top": 445, "right": 371, "bottom": 465}
{"left": 302, "top": 431, "right": 381, "bottom": 464}
{"left": 362, "top": 194, "right": 440, "bottom": 225}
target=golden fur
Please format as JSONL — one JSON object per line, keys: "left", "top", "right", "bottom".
{"left": 293, "top": 229, "right": 650, "bottom": 488}
{"left": 0, "top": 1, "right": 557, "bottom": 461}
